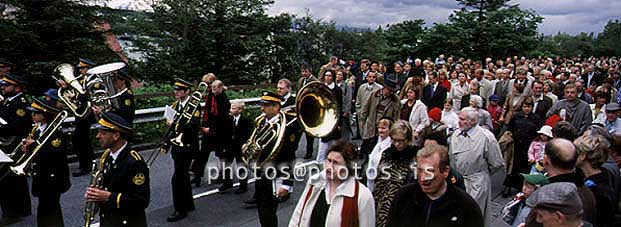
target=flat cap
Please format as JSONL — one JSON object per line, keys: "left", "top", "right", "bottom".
{"left": 526, "top": 182, "right": 583, "bottom": 215}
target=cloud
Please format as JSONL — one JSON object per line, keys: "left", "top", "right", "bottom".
{"left": 267, "top": 0, "right": 621, "bottom": 35}
{"left": 103, "top": 0, "right": 620, "bottom": 35}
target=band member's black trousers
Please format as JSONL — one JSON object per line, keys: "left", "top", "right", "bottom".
{"left": 255, "top": 177, "right": 277, "bottom": 227}
{"left": 73, "top": 115, "right": 95, "bottom": 171}
{"left": 171, "top": 147, "right": 195, "bottom": 212}
{"left": 36, "top": 193, "right": 63, "bottom": 227}
{"left": 0, "top": 165, "right": 31, "bottom": 218}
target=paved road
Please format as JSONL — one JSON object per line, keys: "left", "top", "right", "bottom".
{"left": 4, "top": 136, "right": 512, "bottom": 227}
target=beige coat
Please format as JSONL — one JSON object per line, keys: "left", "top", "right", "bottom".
{"left": 360, "top": 89, "right": 401, "bottom": 139}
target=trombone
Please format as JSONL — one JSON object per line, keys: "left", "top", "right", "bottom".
{"left": 10, "top": 111, "right": 69, "bottom": 176}
{"left": 145, "top": 82, "right": 209, "bottom": 166}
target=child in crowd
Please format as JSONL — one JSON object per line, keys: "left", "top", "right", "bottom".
{"left": 502, "top": 173, "right": 549, "bottom": 227}
{"left": 528, "top": 125, "right": 553, "bottom": 174}
{"left": 487, "top": 94, "right": 503, "bottom": 132}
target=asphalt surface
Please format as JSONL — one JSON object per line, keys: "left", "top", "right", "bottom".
{"left": 2, "top": 135, "right": 513, "bottom": 227}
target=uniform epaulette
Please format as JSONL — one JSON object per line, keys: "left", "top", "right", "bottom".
{"left": 254, "top": 115, "right": 265, "bottom": 127}
{"left": 100, "top": 148, "right": 111, "bottom": 167}
{"left": 130, "top": 150, "right": 143, "bottom": 161}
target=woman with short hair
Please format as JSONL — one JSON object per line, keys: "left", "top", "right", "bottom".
{"left": 373, "top": 121, "right": 417, "bottom": 227}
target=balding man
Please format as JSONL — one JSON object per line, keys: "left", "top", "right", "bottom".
{"left": 449, "top": 110, "right": 504, "bottom": 226}
{"left": 194, "top": 80, "right": 232, "bottom": 189}
{"left": 524, "top": 138, "right": 597, "bottom": 226}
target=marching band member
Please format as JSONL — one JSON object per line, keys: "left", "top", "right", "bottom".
{"left": 252, "top": 91, "right": 296, "bottom": 227}
{"left": 24, "top": 98, "right": 71, "bottom": 226}
{"left": 72, "top": 58, "right": 97, "bottom": 177}
{"left": 167, "top": 79, "right": 199, "bottom": 222}
{"left": 85, "top": 112, "right": 150, "bottom": 226}
{"left": 0, "top": 73, "right": 32, "bottom": 225}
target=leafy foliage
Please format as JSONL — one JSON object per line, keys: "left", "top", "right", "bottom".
{"left": 0, "top": 0, "right": 119, "bottom": 94}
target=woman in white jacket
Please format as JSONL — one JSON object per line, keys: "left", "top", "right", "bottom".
{"left": 289, "top": 141, "right": 375, "bottom": 227}
{"left": 400, "top": 87, "right": 430, "bottom": 146}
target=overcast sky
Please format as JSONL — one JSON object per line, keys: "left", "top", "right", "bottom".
{"left": 107, "top": 0, "right": 620, "bottom": 35}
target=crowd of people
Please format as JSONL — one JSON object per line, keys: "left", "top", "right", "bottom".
{"left": 1, "top": 54, "right": 621, "bottom": 227}
{"left": 285, "top": 55, "right": 621, "bottom": 227}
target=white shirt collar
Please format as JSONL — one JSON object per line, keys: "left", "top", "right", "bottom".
{"left": 281, "top": 92, "right": 291, "bottom": 105}
{"left": 37, "top": 123, "right": 48, "bottom": 132}
{"left": 266, "top": 114, "right": 280, "bottom": 124}
{"left": 110, "top": 141, "right": 128, "bottom": 161}
{"left": 533, "top": 94, "right": 544, "bottom": 101}
{"left": 233, "top": 114, "right": 240, "bottom": 122}
{"left": 180, "top": 96, "right": 190, "bottom": 107}
{"left": 326, "top": 82, "right": 335, "bottom": 89}
{"left": 7, "top": 92, "right": 23, "bottom": 102}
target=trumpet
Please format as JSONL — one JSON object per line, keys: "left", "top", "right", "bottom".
{"left": 10, "top": 111, "right": 69, "bottom": 176}
{"left": 145, "top": 82, "right": 209, "bottom": 166}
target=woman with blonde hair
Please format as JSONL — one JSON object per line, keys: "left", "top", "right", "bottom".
{"left": 373, "top": 120, "right": 417, "bottom": 227}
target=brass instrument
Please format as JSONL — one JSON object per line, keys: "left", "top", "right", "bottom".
{"left": 84, "top": 151, "right": 108, "bottom": 227}
{"left": 146, "top": 82, "right": 210, "bottom": 166}
{"left": 7, "top": 123, "right": 39, "bottom": 160}
{"left": 55, "top": 62, "right": 127, "bottom": 117}
{"left": 10, "top": 111, "right": 69, "bottom": 176}
{"left": 85, "top": 62, "right": 128, "bottom": 111}
{"left": 55, "top": 63, "right": 91, "bottom": 117}
{"left": 241, "top": 81, "right": 339, "bottom": 166}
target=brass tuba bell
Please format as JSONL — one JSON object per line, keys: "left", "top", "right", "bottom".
{"left": 241, "top": 81, "right": 339, "bottom": 166}
{"left": 55, "top": 63, "right": 91, "bottom": 117}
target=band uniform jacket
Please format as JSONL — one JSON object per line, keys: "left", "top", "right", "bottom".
{"left": 0, "top": 93, "right": 32, "bottom": 150}
{"left": 170, "top": 99, "right": 200, "bottom": 153}
{"left": 254, "top": 115, "right": 295, "bottom": 189}
{"left": 29, "top": 125, "right": 71, "bottom": 197}
{"left": 0, "top": 93, "right": 33, "bottom": 217}
{"left": 201, "top": 92, "right": 231, "bottom": 156}
{"left": 111, "top": 89, "right": 135, "bottom": 124}
{"left": 99, "top": 146, "right": 150, "bottom": 227}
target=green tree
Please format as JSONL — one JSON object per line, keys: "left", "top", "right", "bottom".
{"left": 133, "top": 0, "right": 278, "bottom": 84}
{"left": 382, "top": 20, "right": 426, "bottom": 62}
{"left": 596, "top": 20, "right": 621, "bottom": 56}
{"left": 450, "top": 0, "right": 542, "bottom": 60}
{"left": 0, "top": 0, "right": 118, "bottom": 93}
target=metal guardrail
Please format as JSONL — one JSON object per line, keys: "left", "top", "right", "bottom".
{"left": 62, "top": 97, "right": 263, "bottom": 125}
